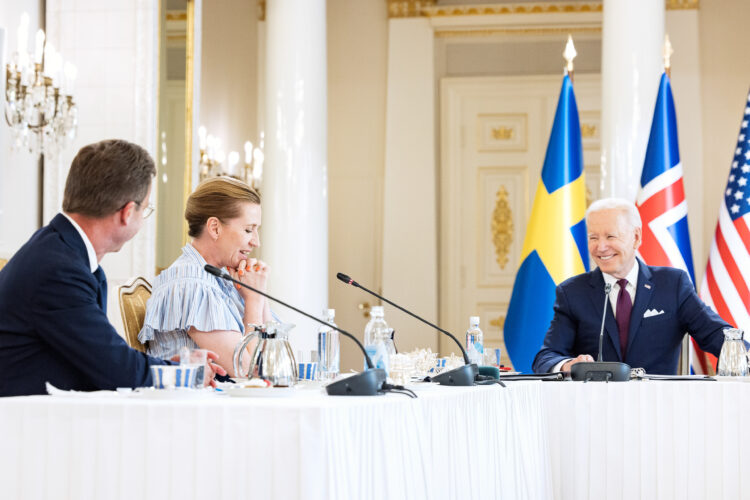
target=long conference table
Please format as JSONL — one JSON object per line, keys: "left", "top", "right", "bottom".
{"left": 1, "top": 379, "right": 749, "bottom": 500}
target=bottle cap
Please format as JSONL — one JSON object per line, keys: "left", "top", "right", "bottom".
{"left": 324, "top": 308, "right": 335, "bottom": 318}
{"left": 469, "top": 316, "right": 480, "bottom": 325}
{"left": 371, "top": 305, "right": 385, "bottom": 317}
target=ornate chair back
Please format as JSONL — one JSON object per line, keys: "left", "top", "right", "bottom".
{"left": 118, "top": 277, "right": 152, "bottom": 353}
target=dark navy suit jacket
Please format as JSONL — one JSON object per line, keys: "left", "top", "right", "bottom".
{"left": 0, "top": 214, "right": 169, "bottom": 396}
{"left": 532, "top": 260, "right": 730, "bottom": 375}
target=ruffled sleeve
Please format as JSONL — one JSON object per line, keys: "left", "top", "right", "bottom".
{"left": 138, "top": 262, "right": 244, "bottom": 343}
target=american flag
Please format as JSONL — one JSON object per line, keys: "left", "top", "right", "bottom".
{"left": 635, "top": 73, "right": 711, "bottom": 373}
{"left": 699, "top": 89, "right": 750, "bottom": 343}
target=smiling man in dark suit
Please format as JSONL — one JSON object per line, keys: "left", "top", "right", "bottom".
{"left": 0, "top": 139, "right": 224, "bottom": 396}
{"left": 532, "top": 198, "right": 730, "bottom": 375}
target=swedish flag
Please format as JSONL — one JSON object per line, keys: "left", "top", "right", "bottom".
{"left": 504, "top": 75, "right": 589, "bottom": 373}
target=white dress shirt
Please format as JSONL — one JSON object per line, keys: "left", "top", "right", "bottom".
{"left": 62, "top": 212, "right": 98, "bottom": 273}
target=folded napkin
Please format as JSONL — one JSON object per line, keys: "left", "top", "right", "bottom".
{"left": 45, "top": 382, "right": 124, "bottom": 397}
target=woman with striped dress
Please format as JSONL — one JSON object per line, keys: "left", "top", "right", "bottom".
{"left": 139, "top": 176, "right": 272, "bottom": 377}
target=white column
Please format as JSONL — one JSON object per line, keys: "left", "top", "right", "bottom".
{"left": 264, "top": 0, "right": 327, "bottom": 352}
{"left": 600, "top": 0, "right": 664, "bottom": 200}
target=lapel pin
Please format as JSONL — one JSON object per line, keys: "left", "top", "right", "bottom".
{"left": 644, "top": 284, "right": 651, "bottom": 289}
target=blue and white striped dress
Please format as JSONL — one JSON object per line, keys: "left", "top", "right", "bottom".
{"left": 139, "top": 244, "right": 246, "bottom": 359}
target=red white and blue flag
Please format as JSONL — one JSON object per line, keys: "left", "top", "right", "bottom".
{"left": 635, "top": 73, "right": 710, "bottom": 373}
{"left": 699, "top": 89, "right": 750, "bottom": 356}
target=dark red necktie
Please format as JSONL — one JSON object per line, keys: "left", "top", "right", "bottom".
{"left": 615, "top": 278, "right": 632, "bottom": 360}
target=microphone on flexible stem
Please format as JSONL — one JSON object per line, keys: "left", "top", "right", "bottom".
{"left": 570, "top": 282, "right": 631, "bottom": 382}
{"left": 336, "top": 272, "right": 479, "bottom": 386}
{"left": 204, "top": 265, "right": 386, "bottom": 396}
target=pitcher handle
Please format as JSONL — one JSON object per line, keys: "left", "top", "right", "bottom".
{"left": 233, "top": 330, "right": 259, "bottom": 379}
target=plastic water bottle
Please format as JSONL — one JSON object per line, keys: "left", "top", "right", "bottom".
{"left": 466, "top": 316, "right": 484, "bottom": 364}
{"left": 317, "top": 309, "right": 339, "bottom": 381}
{"left": 364, "top": 306, "right": 390, "bottom": 373}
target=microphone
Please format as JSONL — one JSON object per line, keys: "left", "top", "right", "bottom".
{"left": 570, "top": 281, "right": 631, "bottom": 382}
{"left": 205, "top": 264, "right": 386, "bottom": 395}
{"left": 598, "top": 283, "right": 612, "bottom": 361}
{"left": 336, "top": 272, "right": 479, "bottom": 386}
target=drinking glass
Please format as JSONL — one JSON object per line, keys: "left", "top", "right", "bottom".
{"left": 181, "top": 348, "right": 208, "bottom": 386}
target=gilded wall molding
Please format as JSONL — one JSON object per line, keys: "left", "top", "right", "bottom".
{"left": 390, "top": 0, "right": 696, "bottom": 19}
{"left": 491, "top": 185, "right": 513, "bottom": 270}
{"left": 435, "top": 26, "right": 601, "bottom": 38}
{"left": 388, "top": 0, "right": 437, "bottom": 18}
{"left": 666, "top": 0, "right": 699, "bottom": 9}
{"left": 423, "top": 2, "right": 602, "bottom": 17}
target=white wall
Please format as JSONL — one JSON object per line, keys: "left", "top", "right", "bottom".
{"left": 328, "top": 0, "right": 389, "bottom": 370}
{"left": 666, "top": 9, "right": 706, "bottom": 277}
{"left": 45, "top": 0, "right": 159, "bottom": 334}
{"left": 0, "top": 0, "right": 44, "bottom": 259}
{"left": 699, "top": 0, "right": 750, "bottom": 276}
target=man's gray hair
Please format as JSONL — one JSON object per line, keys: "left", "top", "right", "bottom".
{"left": 585, "top": 197, "right": 642, "bottom": 229}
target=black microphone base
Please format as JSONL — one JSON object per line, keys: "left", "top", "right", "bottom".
{"left": 570, "top": 361, "right": 631, "bottom": 382}
{"left": 432, "top": 363, "right": 479, "bottom": 386}
{"left": 325, "top": 369, "right": 387, "bottom": 396}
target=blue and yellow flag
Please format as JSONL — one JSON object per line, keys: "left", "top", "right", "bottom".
{"left": 504, "top": 75, "right": 589, "bottom": 373}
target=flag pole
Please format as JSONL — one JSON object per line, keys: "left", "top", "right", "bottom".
{"left": 564, "top": 34, "right": 576, "bottom": 83}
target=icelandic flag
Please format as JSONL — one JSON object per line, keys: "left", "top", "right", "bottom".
{"left": 635, "top": 73, "right": 709, "bottom": 373}
{"left": 504, "top": 75, "right": 589, "bottom": 373}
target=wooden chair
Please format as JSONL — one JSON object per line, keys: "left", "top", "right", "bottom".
{"left": 118, "top": 277, "right": 152, "bottom": 353}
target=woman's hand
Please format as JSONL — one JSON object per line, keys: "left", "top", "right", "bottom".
{"left": 227, "top": 259, "right": 270, "bottom": 326}
{"left": 204, "top": 351, "right": 228, "bottom": 387}
{"left": 234, "top": 258, "right": 269, "bottom": 298}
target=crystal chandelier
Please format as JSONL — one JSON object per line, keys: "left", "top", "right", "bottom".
{"left": 4, "top": 13, "right": 78, "bottom": 158}
{"left": 197, "top": 125, "right": 264, "bottom": 191}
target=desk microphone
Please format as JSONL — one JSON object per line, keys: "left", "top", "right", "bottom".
{"left": 570, "top": 282, "right": 631, "bottom": 382}
{"left": 204, "top": 264, "right": 386, "bottom": 395}
{"left": 336, "top": 272, "right": 480, "bottom": 386}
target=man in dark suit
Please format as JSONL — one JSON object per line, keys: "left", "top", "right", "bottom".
{"left": 532, "top": 198, "right": 730, "bottom": 375}
{"left": 0, "top": 139, "right": 224, "bottom": 396}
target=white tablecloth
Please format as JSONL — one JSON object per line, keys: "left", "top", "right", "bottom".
{"left": 542, "top": 380, "right": 750, "bottom": 500}
{"left": 4, "top": 379, "right": 747, "bottom": 500}
{"left": 0, "top": 383, "right": 550, "bottom": 500}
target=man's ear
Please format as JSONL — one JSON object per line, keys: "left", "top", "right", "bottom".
{"left": 119, "top": 201, "right": 137, "bottom": 225}
{"left": 633, "top": 226, "right": 642, "bottom": 249}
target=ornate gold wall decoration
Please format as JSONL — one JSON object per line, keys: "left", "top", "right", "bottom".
{"left": 391, "top": 1, "right": 694, "bottom": 19}
{"left": 422, "top": 2, "right": 602, "bottom": 17}
{"left": 492, "top": 126, "right": 514, "bottom": 140}
{"left": 491, "top": 186, "right": 513, "bottom": 270}
{"left": 489, "top": 315, "right": 505, "bottom": 330}
{"left": 581, "top": 123, "right": 597, "bottom": 138}
{"left": 666, "top": 0, "right": 699, "bottom": 9}
{"left": 388, "top": 0, "right": 437, "bottom": 18}
{"left": 435, "top": 26, "right": 601, "bottom": 38}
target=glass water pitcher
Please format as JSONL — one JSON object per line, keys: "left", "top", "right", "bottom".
{"left": 717, "top": 328, "right": 748, "bottom": 376}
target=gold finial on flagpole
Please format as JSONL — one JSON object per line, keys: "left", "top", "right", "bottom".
{"left": 563, "top": 35, "right": 577, "bottom": 83}
{"left": 663, "top": 34, "right": 674, "bottom": 78}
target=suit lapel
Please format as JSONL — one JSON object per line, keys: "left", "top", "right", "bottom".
{"left": 626, "top": 260, "right": 654, "bottom": 355}
{"left": 588, "top": 269, "right": 622, "bottom": 360}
